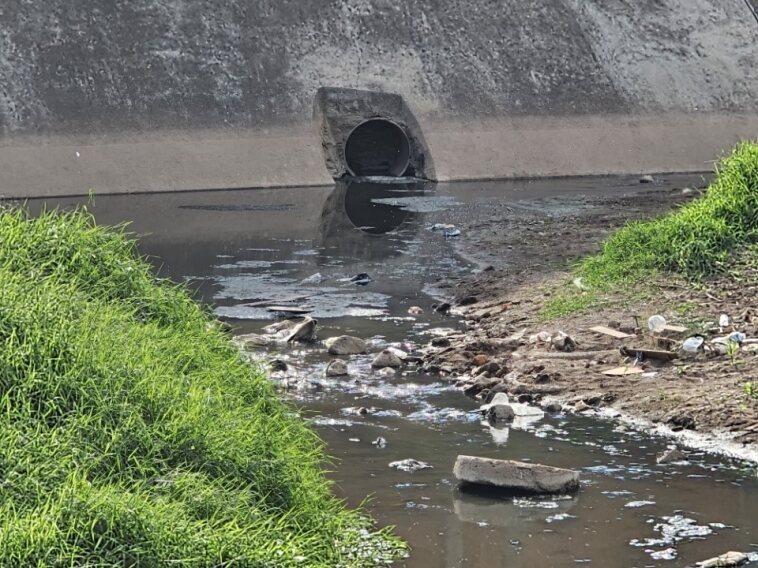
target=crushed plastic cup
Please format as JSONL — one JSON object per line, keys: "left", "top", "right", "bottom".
{"left": 719, "top": 314, "right": 730, "bottom": 327}
{"left": 681, "top": 336, "right": 704, "bottom": 353}
{"left": 727, "top": 331, "right": 746, "bottom": 344}
{"left": 648, "top": 315, "right": 667, "bottom": 333}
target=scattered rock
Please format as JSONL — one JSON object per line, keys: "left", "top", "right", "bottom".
{"left": 696, "top": 551, "right": 748, "bottom": 568}
{"left": 472, "top": 354, "right": 489, "bottom": 367}
{"left": 573, "top": 400, "right": 591, "bottom": 413}
{"left": 371, "top": 349, "right": 403, "bottom": 369}
{"left": 408, "top": 306, "right": 424, "bottom": 315}
{"left": 286, "top": 317, "right": 318, "bottom": 342}
{"left": 544, "top": 402, "right": 563, "bottom": 413}
{"left": 262, "top": 320, "right": 297, "bottom": 334}
{"left": 431, "top": 337, "right": 451, "bottom": 348}
{"left": 357, "top": 407, "right": 369, "bottom": 415}
{"left": 325, "top": 359, "right": 349, "bottom": 377}
{"left": 349, "top": 273, "right": 372, "bottom": 285}
{"left": 325, "top": 335, "right": 367, "bottom": 355}
{"left": 657, "top": 447, "right": 688, "bottom": 464}
{"left": 458, "top": 295, "right": 478, "bottom": 306}
{"left": 389, "top": 459, "right": 433, "bottom": 472}
{"left": 463, "top": 376, "right": 501, "bottom": 397}
{"left": 475, "top": 361, "right": 501, "bottom": 376}
{"left": 639, "top": 174, "right": 655, "bottom": 183}
{"left": 551, "top": 331, "right": 577, "bottom": 353}
{"left": 479, "top": 392, "right": 510, "bottom": 411}
{"left": 377, "top": 367, "right": 396, "bottom": 377}
{"left": 433, "top": 302, "right": 452, "bottom": 315}
{"left": 454, "top": 456, "right": 580, "bottom": 494}
{"left": 235, "top": 333, "right": 278, "bottom": 348}
{"left": 386, "top": 346, "right": 409, "bottom": 360}
{"left": 269, "top": 359, "right": 288, "bottom": 372}
{"left": 485, "top": 404, "right": 515, "bottom": 423}
{"left": 666, "top": 413, "right": 696, "bottom": 431}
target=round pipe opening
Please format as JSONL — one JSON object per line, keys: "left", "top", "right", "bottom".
{"left": 344, "top": 119, "right": 411, "bottom": 177}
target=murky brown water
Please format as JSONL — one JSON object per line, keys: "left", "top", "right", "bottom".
{"left": 24, "top": 176, "right": 758, "bottom": 567}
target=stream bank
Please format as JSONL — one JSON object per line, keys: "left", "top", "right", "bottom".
{"left": 21, "top": 175, "right": 758, "bottom": 567}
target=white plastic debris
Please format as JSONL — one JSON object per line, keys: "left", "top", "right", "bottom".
{"left": 443, "top": 228, "right": 461, "bottom": 238}
{"left": 572, "top": 277, "right": 589, "bottom": 290}
{"left": 647, "top": 315, "right": 667, "bottom": 333}
{"left": 529, "top": 331, "right": 552, "bottom": 344}
{"left": 429, "top": 223, "right": 456, "bottom": 232}
{"left": 727, "top": 331, "right": 746, "bottom": 344}
{"left": 682, "top": 336, "right": 704, "bottom": 353}
{"left": 719, "top": 313, "right": 730, "bottom": 328}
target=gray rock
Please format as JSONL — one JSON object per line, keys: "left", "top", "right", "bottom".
{"left": 325, "top": 335, "right": 367, "bottom": 355}
{"left": 475, "top": 361, "right": 501, "bottom": 376}
{"left": 286, "top": 317, "right": 318, "bottom": 342}
{"left": 325, "top": 359, "right": 349, "bottom": 377}
{"left": 656, "top": 447, "right": 688, "bottom": 464}
{"left": 262, "top": 320, "right": 297, "bottom": 335}
{"left": 234, "top": 333, "right": 277, "bottom": 348}
{"left": 696, "top": 551, "right": 748, "bottom": 568}
{"left": 389, "top": 459, "right": 433, "bottom": 472}
{"left": 639, "top": 174, "right": 655, "bottom": 183}
{"left": 371, "top": 349, "right": 403, "bottom": 369}
{"left": 269, "top": 359, "right": 288, "bottom": 372}
{"left": 485, "top": 404, "right": 515, "bottom": 423}
{"left": 454, "top": 455, "right": 580, "bottom": 494}
{"left": 551, "top": 331, "right": 576, "bottom": 352}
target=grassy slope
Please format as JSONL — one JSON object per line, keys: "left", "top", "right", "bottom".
{"left": 542, "top": 141, "right": 758, "bottom": 318}
{"left": 0, "top": 208, "right": 405, "bottom": 567}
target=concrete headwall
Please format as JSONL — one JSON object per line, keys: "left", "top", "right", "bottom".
{"left": 1, "top": 0, "right": 756, "bottom": 197}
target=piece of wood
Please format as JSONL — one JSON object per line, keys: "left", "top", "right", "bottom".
{"left": 265, "top": 305, "right": 313, "bottom": 315}
{"left": 620, "top": 347, "right": 678, "bottom": 361}
{"left": 590, "top": 325, "right": 633, "bottom": 339}
{"left": 602, "top": 366, "right": 645, "bottom": 376}
{"left": 662, "top": 324, "right": 688, "bottom": 333}
{"left": 243, "top": 295, "right": 310, "bottom": 308}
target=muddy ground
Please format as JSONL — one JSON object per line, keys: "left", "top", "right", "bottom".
{"left": 423, "top": 180, "right": 758, "bottom": 452}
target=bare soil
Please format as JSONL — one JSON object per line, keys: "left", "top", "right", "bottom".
{"left": 424, "top": 183, "right": 758, "bottom": 451}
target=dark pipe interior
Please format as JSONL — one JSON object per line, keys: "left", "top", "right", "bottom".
{"left": 344, "top": 119, "right": 411, "bottom": 177}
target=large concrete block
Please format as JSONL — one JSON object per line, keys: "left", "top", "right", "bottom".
{"left": 454, "top": 455, "right": 580, "bottom": 494}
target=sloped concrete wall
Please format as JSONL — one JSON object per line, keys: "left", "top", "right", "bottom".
{"left": 0, "top": 0, "right": 756, "bottom": 197}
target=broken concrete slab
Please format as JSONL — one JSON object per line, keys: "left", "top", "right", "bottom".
{"left": 454, "top": 455, "right": 580, "bottom": 494}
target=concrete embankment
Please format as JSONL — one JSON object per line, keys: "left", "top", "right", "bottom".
{"left": 1, "top": 0, "right": 757, "bottom": 197}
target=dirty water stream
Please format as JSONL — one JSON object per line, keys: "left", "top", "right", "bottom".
{"left": 28, "top": 178, "right": 758, "bottom": 567}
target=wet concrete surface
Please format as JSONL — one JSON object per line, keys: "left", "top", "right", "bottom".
{"left": 22, "top": 177, "right": 758, "bottom": 567}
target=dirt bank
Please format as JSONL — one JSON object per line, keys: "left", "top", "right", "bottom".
{"left": 423, "top": 180, "right": 758, "bottom": 455}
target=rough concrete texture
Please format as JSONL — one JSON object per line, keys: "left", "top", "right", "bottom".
{"left": 315, "top": 87, "right": 434, "bottom": 179}
{"left": 0, "top": 0, "right": 756, "bottom": 196}
{"left": 454, "top": 455, "right": 580, "bottom": 494}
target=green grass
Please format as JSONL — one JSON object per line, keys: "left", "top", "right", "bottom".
{"left": 542, "top": 141, "right": 758, "bottom": 318}
{"left": 0, "top": 207, "right": 406, "bottom": 567}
